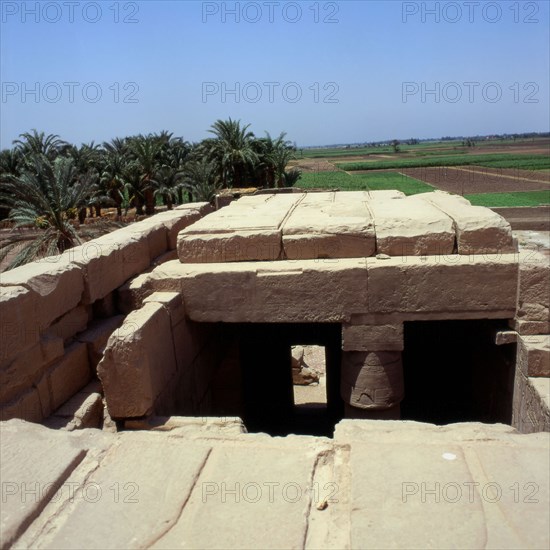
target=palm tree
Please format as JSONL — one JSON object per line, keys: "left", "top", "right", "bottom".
{"left": 100, "top": 139, "right": 131, "bottom": 217}
{"left": 208, "top": 119, "right": 258, "bottom": 188}
{"left": 127, "top": 135, "right": 162, "bottom": 215}
{"left": 183, "top": 158, "right": 221, "bottom": 203}
{"left": 0, "top": 155, "right": 92, "bottom": 268}
{"left": 154, "top": 165, "right": 185, "bottom": 209}
{"left": 269, "top": 133, "right": 296, "bottom": 187}
{"left": 282, "top": 168, "right": 302, "bottom": 187}
{"left": 14, "top": 130, "right": 67, "bottom": 163}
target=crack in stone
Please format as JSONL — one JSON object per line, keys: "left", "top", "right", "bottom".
{"left": 142, "top": 447, "right": 213, "bottom": 548}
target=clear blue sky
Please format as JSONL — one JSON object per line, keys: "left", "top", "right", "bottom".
{"left": 1, "top": 0, "right": 549, "bottom": 147}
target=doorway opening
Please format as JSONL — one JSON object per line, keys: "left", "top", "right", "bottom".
{"left": 401, "top": 320, "right": 515, "bottom": 425}
{"left": 238, "top": 323, "right": 342, "bottom": 437}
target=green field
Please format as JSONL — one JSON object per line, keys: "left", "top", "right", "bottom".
{"left": 465, "top": 190, "right": 550, "bottom": 207}
{"left": 337, "top": 154, "right": 550, "bottom": 172}
{"left": 295, "top": 171, "right": 550, "bottom": 207}
{"left": 295, "top": 171, "right": 434, "bottom": 195}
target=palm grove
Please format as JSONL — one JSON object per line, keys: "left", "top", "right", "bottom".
{"left": 0, "top": 119, "right": 301, "bottom": 269}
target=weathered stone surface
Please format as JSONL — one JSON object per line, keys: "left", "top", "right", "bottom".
{"left": 117, "top": 273, "right": 153, "bottom": 313}
{"left": 366, "top": 253, "right": 518, "bottom": 316}
{"left": 282, "top": 191, "right": 376, "bottom": 259}
{"left": 154, "top": 207, "right": 207, "bottom": 249}
{"left": 494, "top": 329, "right": 518, "bottom": 345}
{"left": 0, "top": 420, "right": 87, "bottom": 549}
{"left": 341, "top": 350, "right": 404, "bottom": 410}
{"left": 143, "top": 291, "right": 185, "bottom": 327}
{"left": 60, "top": 233, "right": 148, "bottom": 304}
{"left": 516, "top": 249, "right": 550, "bottom": 329}
{"left": 0, "top": 286, "right": 39, "bottom": 367}
{"left": 529, "top": 377, "right": 550, "bottom": 412}
{"left": 42, "top": 434, "right": 211, "bottom": 549}
{"left": 0, "top": 334, "right": 63, "bottom": 403}
{"left": 124, "top": 415, "right": 247, "bottom": 435}
{"left": 336, "top": 420, "right": 550, "bottom": 550}
{"left": 1, "top": 420, "right": 549, "bottom": 549}
{"left": 48, "top": 382, "right": 104, "bottom": 431}
{"left": 512, "top": 360, "right": 550, "bottom": 434}
{"left": 154, "top": 444, "right": 319, "bottom": 549}
{"left": 45, "top": 306, "right": 89, "bottom": 343}
{"left": 416, "top": 191, "right": 516, "bottom": 254}
{"left": 47, "top": 342, "right": 91, "bottom": 410}
{"left": 116, "top": 220, "right": 168, "bottom": 263}
{"left": 177, "top": 194, "right": 302, "bottom": 263}
{"left": 178, "top": 230, "right": 282, "bottom": 263}
{"left": 0, "top": 387, "right": 43, "bottom": 423}
{"left": 342, "top": 323, "right": 404, "bottom": 351}
{"left": 147, "top": 258, "right": 369, "bottom": 323}
{"left": 368, "top": 194, "right": 455, "bottom": 256}
{"left": 97, "top": 302, "right": 177, "bottom": 418}
{"left": 0, "top": 261, "right": 84, "bottom": 330}
{"left": 76, "top": 315, "right": 125, "bottom": 369}
{"left": 518, "top": 335, "right": 550, "bottom": 377}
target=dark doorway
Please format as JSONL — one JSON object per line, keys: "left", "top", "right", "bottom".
{"left": 401, "top": 320, "right": 515, "bottom": 425}
{"left": 238, "top": 323, "right": 343, "bottom": 437}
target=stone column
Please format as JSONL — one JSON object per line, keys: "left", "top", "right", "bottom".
{"left": 340, "top": 323, "right": 405, "bottom": 419}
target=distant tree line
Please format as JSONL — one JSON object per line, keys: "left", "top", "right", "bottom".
{"left": 0, "top": 119, "right": 301, "bottom": 268}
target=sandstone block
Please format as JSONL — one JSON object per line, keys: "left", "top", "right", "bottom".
{"left": 282, "top": 191, "right": 376, "bottom": 259}
{"left": 518, "top": 335, "right": 550, "bottom": 377}
{"left": 175, "top": 201, "right": 213, "bottom": 215}
{"left": 0, "top": 261, "right": 83, "bottom": 330}
{"left": 143, "top": 291, "right": 185, "bottom": 327}
{"left": 177, "top": 194, "right": 301, "bottom": 263}
{"left": 0, "top": 420, "right": 87, "bottom": 548}
{"left": 178, "top": 230, "right": 282, "bottom": 263}
{"left": 76, "top": 315, "right": 125, "bottom": 369}
{"left": 0, "top": 286, "right": 39, "bottom": 367}
{"left": 416, "top": 191, "right": 516, "bottom": 254}
{"left": 0, "top": 334, "right": 63, "bottom": 403}
{"left": 511, "top": 319, "right": 550, "bottom": 336}
{"left": 154, "top": 209, "right": 204, "bottom": 249}
{"left": 117, "top": 220, "right": 167, "bottom": 262}
{"left": 117, "top": 273, "right": 153, "bottom": 313}
{"left": 47, "top": 342, "right": 91, "bottom": 410}
{"left": 43, "top": 437, "right": 210, "bottom": 550}
{"left": 342, "top": 323, "right": 404, "bottom": 351}
{"left": 44, "top": 306, "right": 89, "bottom": 342}
{"left": 97, "top": 302, "right": 178, "bottom": 418}
{"left": 368, "top": 194, "right": 455, "bottom": 256}
{"left": 516, "top": 249, "right": 550, "bottom": 324}
{"left": 61, "top": 232, "right": 148, "bottom": 304}
{"left": 147, "top": 258, "right": 369, "bottom": 323}
{"left": 341, "top": 350, "right": 404, "bottom": 410}
{"left": 52, "top": 383, "right": 104, "bottom": 431}
{"left": 366, "top": 253, "right": 518, "bottom": 316}
{"left": 0, "top": 388, "right": 43, "bottom": 423}
{"left": 155, "top": 445, "right": 317, "bottom": 550}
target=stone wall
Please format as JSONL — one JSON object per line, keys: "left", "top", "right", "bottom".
{"left": 511, "top": 250, "right": 550, "bottom": 433}
{"left": 97, "top": 291, "right": 232, "bottom": 420}
{"left": 0, "top": 203, "right": 212, "bottom": 426}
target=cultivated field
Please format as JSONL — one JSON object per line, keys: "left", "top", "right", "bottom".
{"left": 293, "top": 137, "right": 550, "bottom": 207}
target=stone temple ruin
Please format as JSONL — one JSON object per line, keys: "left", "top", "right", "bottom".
{"left": 1, "top": 191, "right": 549, "bottom": 548}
